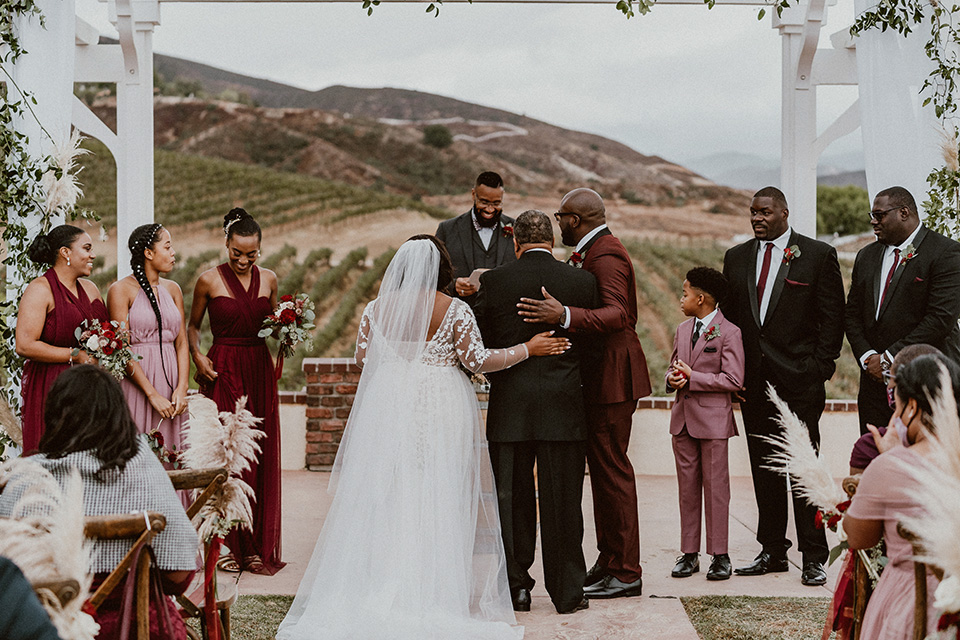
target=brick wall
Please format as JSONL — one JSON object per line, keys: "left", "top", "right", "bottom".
{"left": 303, "top": 358, "right": 361, "bottom": 470}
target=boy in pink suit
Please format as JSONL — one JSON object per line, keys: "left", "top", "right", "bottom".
{"left": 666, "top": 267, "right": 745, "bottom": 581}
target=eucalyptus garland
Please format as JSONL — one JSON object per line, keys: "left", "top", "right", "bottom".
{"left": 0, "top": 0, "right": 56, "bottom": 454}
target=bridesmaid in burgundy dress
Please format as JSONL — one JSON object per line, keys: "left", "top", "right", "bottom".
{"left": 188, "top": 208, "right": 284, "bottom": 575}
{"left": 16, "top": 225, "right": 109, "bottom": 452}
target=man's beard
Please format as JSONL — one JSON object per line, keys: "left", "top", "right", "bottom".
{"left": 474, "top": 207, "right": 502, "bottom": 229}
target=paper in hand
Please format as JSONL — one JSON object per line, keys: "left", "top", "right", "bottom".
{"left": 468, "top": 268, "right": 489, "bottom": 291}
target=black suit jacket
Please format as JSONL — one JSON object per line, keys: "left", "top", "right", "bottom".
{"left": 845, "top": 225, "right": 960, "bottom": 364}
{"left": 476, "top": 250, "right": 599, "bottom": 442}
{"left": 435, "top": 209, "right": 517, "bottom": 296}
{"left": 722, "top": 230, "right": 846, "bottom": 395}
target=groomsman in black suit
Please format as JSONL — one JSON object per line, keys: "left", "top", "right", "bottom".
{"left": 845, "top": 186, "right": 960, "bottom": 433}
{"left": 475, "top": 210, "right": 598, "bottom": 615}
{"left": 435, "top": 171, "right": 517, "bottom": 305}
{"left": 722, "top": 186, "right": 845, "bottom": 587}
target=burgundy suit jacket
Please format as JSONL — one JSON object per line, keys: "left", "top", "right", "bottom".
{"left": 667, "top": 310, "right": 744, "bottom": 439}
{"left": 568, "top": 232, "right": 652, "bottom": 404}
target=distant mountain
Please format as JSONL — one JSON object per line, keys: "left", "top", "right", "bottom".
{"left": 685, "top": 151, "right": 866, "bottom": 191}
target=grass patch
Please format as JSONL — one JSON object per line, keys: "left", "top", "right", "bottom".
{"left": 187, "top": 594, "right": 293, "bottom": 640}
{"left": 681, "top": 595, "right": 834, "bottom": 640}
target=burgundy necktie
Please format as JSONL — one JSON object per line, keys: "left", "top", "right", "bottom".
{"left": 879, "top": 248, "right": 901, "bottom": 308}
{"left": 756, "top": 242, "right": 774, "bottom": 312}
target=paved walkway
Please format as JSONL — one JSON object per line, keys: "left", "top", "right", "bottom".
{"left": 235, "top": 471, "right": 841, "bottom": 639}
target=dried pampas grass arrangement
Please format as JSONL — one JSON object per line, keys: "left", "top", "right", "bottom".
{"left": 901, "top": 367, "right": 960, "bottom": 620}
{"left": 41, "top": 129, "right": 89, "bottom": 216}
{"left": 0, "top": 459, "right": 97, "bottom": 640}
{"left": 181, "top": 395, "right": 265, "bottom": 541}
{"left": 761, "top": 383, "right": 845, "bottom": 511}
{"left": 0, "top": 392, "right": 23, "bottom": 449}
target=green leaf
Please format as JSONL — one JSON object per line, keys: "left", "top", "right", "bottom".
{"left": 758, "top": 7, "right": 766, "bottom": 19}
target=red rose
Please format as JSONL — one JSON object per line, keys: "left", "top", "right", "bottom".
{"left": 938, "top": 612, "right": 960, "bottom": 631}
{"left": 836, "top": 500, "right": 851, "bottom": 513}
{"left": 102, "top": 329, "right": 116, "bottom": 340}
{"left": 150, "top": 430, "right": 165, "bottom": 448}
{"left": 826, "top": 513, "right": 842, "bottom": 530}
{"left": 281, "top": 294, "right": 293, "bottom": 302}
{"left": 814, "top": 510, "right": 824, "bottom": 529}
{"left": 502, "top": 224, "right": 514, "bottom": 238}
{"left": 280, "top": 309, "right": 297, "bottom": 324}
{"left": 102, "top": 344, "right": 115, "bottom": 355}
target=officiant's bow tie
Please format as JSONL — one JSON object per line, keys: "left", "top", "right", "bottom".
{"left": 568, "top": 252, "right": 584, "bottom": 267}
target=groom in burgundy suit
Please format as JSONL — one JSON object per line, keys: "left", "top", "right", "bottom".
{"left": 517, "top": 188, "right": 651, "bottom": 599}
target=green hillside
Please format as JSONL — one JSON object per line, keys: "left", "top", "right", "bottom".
{"left": 79, "top": 144, "right": 858, "bottom": 396}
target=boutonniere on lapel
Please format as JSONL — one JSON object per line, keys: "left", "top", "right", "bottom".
{"left": 704, "top": 325, "right": 721, "bottom": 341}
{"left": 782, "top": 244, "right": 801, "bottom": 265}
{"left": 569, "top": 251, "right": 584, "bottom": 268}
{"left": 502, "top": 224, "right": 514, "bottom": 238}
{"left": 900, "top": 243, "right": 917, "bottom": 264}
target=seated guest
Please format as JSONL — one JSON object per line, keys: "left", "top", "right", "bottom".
{"left": 848, "top": 344, "right": 942, "bottom": 474}
{"left": 843, "top": 354, "right": 957, "bottom": 640}
{"left": 0, "top": 556, "right": 63, "bottom": 640}
{"left": 0, "top": 365, "right": 198, "bottom": 640}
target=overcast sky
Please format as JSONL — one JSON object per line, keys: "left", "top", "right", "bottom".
{"left": 75, "top": 0, "right": 863, "bottom": 168}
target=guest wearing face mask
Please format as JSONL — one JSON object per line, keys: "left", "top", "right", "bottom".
{"left": 848, "top": 343, "right": 942, "bottom": 474}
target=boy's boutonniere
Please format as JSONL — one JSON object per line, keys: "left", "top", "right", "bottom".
{"left": 782, "top": 244, "right": 801, "bottom": 264}
{"left": 502, "top": 224, "right": 514, "bottom": 238}
{"left": 704, "top": 325, "right": 721, "bottom": 342}
{"left": 569, "top": 251, "right": 583, "bottom": 267}
{"left": 900, "top": 243, "right": 917, "bottom": 264}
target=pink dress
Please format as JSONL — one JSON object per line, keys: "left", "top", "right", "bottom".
{"left": 846, "top": 446, "right": 941, "bottom": 640}
{"left": 21, "top": 269, "right": 108, "bottom": 452}
{"left": 120, "top": 285, "right": 184, "bottom": 453}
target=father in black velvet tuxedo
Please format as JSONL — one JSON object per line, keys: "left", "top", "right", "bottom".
{"left": 435, "top": 171, "right": 517, "bottom": 305}
{"left": 475, "top": 210, "right": 598, "bottom": 616}
{"left": 845, "top": 186, "right": 960, "bottom": 434}
{"left": 722, "top": 186, "right": 845, "bottom": 587}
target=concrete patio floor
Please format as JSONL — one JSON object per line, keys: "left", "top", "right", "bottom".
{"left": 234, "top": 470, "right": 840, "bottom": 639}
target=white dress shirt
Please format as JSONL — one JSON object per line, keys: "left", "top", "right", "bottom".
{"left": 471, "top": 209, "right": 495, "bottom": 250}
{"left": 756, "top": 227, "right": 792, "bottom": 324}
{"left": 693, "top": 308, "right": 719, "bottom": 343}
{"left": 560, "top": 224, "right": 609, "bottom": 329}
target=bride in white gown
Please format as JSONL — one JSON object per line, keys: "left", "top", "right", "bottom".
{"left": 276, "top": 235, "right": 569, "bottom": 640}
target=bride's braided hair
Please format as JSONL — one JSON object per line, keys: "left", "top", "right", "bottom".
{"left": 129, "top": 223, "right": 174, "bottom": 390}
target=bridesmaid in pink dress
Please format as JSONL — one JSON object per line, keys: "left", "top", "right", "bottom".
{"left": 107, "top": 224, "right": 190, "bottom": 457}
{"left": 844, "top": 353, "right": 955, "bottom": 640}
{"left": 188, "top": 208, "right": 284, "bottom": 575}
{"left": 16, "top": 225, "right": 108, "bottom": 452}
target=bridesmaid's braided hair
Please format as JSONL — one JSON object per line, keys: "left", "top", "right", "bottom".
{"left": 129, "top": 223, "right": 174, "bottom": 390}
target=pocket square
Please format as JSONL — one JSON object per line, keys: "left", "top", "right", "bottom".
{"left": 784, "top": 278, "right": 809, "bottom": 287}
{"left": 704, "top": 346, "right": 718, "bottom": 353}
{"left": 914, "top": 276, "right": 924, "bottom": 283}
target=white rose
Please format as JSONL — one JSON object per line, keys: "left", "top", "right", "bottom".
{"left": 86, "top": 335, "right": 101, "bottom": 351}
{"left": 934, "top": 574, "right": 960, "bottom": 613}
{"left": 836, "top": 519, "right": 847, "bottom": 542}
{"left": 281, "top": 301, "right": 294, "bottom": 310}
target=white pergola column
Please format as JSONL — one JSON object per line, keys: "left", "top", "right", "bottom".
{"left": 111, "top": 0, "right": 160, "bottom": 278}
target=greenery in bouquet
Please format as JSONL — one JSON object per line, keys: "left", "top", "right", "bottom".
{"left": 72, "top": 319, "right": 140, "bottom": 381}
{"left": 143, "top": 429, "right": 183, "bottom": 469}
{"left": 259, "top": 293, "right": 316, "bottom": 358}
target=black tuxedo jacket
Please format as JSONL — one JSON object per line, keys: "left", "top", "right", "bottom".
{"left": 435, "top": 209, "right": 517, "bottom": 296}
{"left": 476, "top": 250, "right": 599, "bottom": 442}
{"left": 845, "top": 225, "right": 960, "bottom": 364}
{"left": 722, "top": 230, "right": 846, "bottom": 395}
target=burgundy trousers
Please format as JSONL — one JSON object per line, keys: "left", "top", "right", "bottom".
{"left": 586, "top": 399, "right": 642, "bottom": 583}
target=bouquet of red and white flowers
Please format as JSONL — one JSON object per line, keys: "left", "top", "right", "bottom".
{"left": 144, "top": 427, "right": 183, "bottom": 469}
{"left": 73, "top": 319, "right": 140, "bottom": 381}
{"left": 259, "top": 293, "right": 316, "bottom": 380}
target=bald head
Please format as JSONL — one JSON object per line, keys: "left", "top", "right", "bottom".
{"left": 560, "top": 188, "right": 606, "bottom": 224}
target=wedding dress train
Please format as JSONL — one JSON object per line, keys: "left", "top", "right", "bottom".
{"left": 277, "top": 240, "right": 526, "bottom": 640}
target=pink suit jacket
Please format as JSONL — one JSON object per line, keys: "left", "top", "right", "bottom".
{"left": 667, "top": 310, "right": 745, "bottom": 439}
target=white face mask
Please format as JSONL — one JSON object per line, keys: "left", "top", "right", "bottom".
{"left": 893, "top": 416, "right": 912, "bottom": 447}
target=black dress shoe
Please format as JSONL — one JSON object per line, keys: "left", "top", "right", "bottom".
{"left": 512, "top": 588, "right": 531, "bottom": 612}
{"left": 706, "top": 554, "right": 732, "bottom": 581}
{"left": 801, "top": 561, "right": 827, "bottom": 586}
{"left": 583, "top": 575, "right": 643, "bottom": 599}
{"left": 734, "top": 552, "right": 789, "bottom": 576}
{"left": 557, "top": 597, "right": 589, "bottom": 614}
{"left": 584, "top": 561, "right": 607, "bottom": 587}
{"left": 671, "top": 553, "right": 700, "bottom": 578}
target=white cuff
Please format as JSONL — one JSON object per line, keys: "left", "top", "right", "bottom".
{"left": 561, "top": 306, "right": 572, "bottom": 330}
{"left": 859, "top": 350, "right": 878, "bottom": 370}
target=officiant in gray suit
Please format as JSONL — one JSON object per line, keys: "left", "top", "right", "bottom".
{"left": 435, "top": 171, "right": 517, "bottom": 306}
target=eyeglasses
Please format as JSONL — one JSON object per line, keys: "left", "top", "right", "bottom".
{"left": 553, "top": 211, "right": 577, "bottom": 222}
{"left": 475, "top": 198, "right": 502, "bottom": 210}
{"left": 868, "top": 206, "right": 901, "bottom": 223}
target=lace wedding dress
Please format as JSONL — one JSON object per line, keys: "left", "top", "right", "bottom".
{"left": 277, "top": 240, "right": 527, "bottom": 640}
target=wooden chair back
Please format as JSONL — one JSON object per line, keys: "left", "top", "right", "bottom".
{"left": 84, "top": 511, "right": 167, "bottom": 640}
{"left": 896, "top": 521, "right": 944, "bottom": 640}
{"left": 842, "top": 475, "right": 868, "bottom": 640}
{"left": 167, "top": 467, "right": 234, "bottom": 640}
